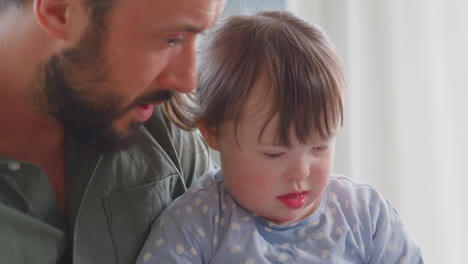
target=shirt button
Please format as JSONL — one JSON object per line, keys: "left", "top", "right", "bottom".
{"left": 8, "top": 161, "right": 21, "bottom": 171}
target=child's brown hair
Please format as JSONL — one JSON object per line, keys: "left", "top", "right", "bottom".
{"left": 194, "top": 10, "right": 346, "bottom": 146}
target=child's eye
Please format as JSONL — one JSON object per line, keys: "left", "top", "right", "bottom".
{"left": 263, "top": 152, "right": 284, "bottom": 159}
{"left": 312, "top": 145, "right": 329, "bottom": 152}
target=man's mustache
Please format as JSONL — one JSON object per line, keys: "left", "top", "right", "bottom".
{"left": 129, "top": 90, "right": 175, "bottom": 108}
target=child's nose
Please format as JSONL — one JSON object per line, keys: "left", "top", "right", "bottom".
{"left": 285, "top": 159, "right": 310, "bottom": 182}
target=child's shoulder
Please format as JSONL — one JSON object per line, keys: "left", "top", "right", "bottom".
{"left": 326, "top": 174, "right": 401, "bottom": 223}
{"left": 328, "top": 174, "right": 385, "bottom": 201}
{"left": 324, "top": 175, "right": 421, "bottom": 263}
{"left": 156, "top": 169, "right": 229, "bottom": 223}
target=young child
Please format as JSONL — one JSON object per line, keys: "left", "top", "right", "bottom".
{"left": 136, "top": 10, "right": 423, "bottom": 264}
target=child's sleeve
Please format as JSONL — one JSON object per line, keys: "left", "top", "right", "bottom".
{"left": 135, "top": 215, "right": 205, "bottom": 264}
{"left": 369, "top": 193, "right": 424, "bottom": 264}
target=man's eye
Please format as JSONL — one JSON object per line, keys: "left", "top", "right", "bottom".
{"left": 167, "top": 38, "right": 183, "bottom": 46}
{"left": 166, "top": 34, "right": 185, "bottom": 46}
{"left": 263, "top": 152, "right": 284, "bottom": 159}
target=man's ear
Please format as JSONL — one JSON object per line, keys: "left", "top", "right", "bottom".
{"left": 34, "top": 0, "right": 69, "bottom": 40}
{"left": 197, "top": 122, "right": 220, "bottom": 150}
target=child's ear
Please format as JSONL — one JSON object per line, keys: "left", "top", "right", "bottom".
{"left": 34, "top": 0, "right": 70, "bottom": 40}
{"left": 197, "top": 122, "right": 220, "bottom": 150}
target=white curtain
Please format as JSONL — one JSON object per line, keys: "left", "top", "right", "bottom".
{"left": 288, "top": 1, "right": 468, "bottom": 263}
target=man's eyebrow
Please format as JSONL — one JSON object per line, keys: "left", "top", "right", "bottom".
{"left": 184, "top": 25, "right": 202, "bottom": 33}
{"left": 167, "top": 24, "right": 203, "bottom": 33}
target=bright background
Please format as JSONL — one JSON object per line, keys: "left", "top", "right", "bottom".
{"left": 222, "top": 1, "right": 468, "bottom": 263}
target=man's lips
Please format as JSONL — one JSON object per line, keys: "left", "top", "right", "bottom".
{"left": 134, "top": 104, "right": 155, "bottom": 122}
{"left": 277, "top": 192, "right": 308, "bottom": 209}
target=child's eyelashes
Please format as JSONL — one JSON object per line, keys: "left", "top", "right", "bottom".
{"left": 262, "top": 152, "right": 285, "bottom": 160}
{"left": 312, "top": 145, "right": 329, "bottom": 152}
{"left": 310, "top": 145, "right": 331, "bottom": 155}
{"left": 259, "top": 143, "right": 330, "bottom": 160}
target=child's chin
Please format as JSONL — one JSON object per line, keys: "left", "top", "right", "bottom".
{"left": 267, "top": 215, "right": 298, "bottom": 227}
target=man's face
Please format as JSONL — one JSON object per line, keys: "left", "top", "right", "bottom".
{"left": 36, "top": 0, "right": 225, "bottom": 151}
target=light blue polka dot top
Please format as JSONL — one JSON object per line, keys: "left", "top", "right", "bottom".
{"left": 136, "top": 169, "right": 423, "bottom": 264}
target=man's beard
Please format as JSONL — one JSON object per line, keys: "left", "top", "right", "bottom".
{"left": 34, "top": 23, "right": 174, "bottom": 152}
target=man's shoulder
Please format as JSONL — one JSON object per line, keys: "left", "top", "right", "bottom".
{"left": 142, "top": 107, "right": 208, "bottom": 157}
{"left": 142, "top": 106, "right": 187, "bottom": 143}
{"left": 140, "top": 107, "right": 214, "bottom": 182}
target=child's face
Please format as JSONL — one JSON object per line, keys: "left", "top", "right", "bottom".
{"left": 209, "top": 88, "right": 336, "bottom": 226}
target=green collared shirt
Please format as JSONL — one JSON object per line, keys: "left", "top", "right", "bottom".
{"left": 0, "top": 108, "right": 214, "bottom": 264}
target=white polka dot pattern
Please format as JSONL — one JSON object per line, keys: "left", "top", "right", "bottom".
{"left": 155, "top": 239, "right": 164, "bottom": 247}
{"left": 278, "top": 253, "right": 287, "bottom": 262}
{"left": 143, "top": 253, "right": 151, "bottom": 262}
{"left": 231, "top": 245, "right": 241, "bottom": 253}
{"left": 134, "top": 172, "right": 423, "bottom": 264}
{"left": 176, "top": 244, "right": 184, "bottom": 254}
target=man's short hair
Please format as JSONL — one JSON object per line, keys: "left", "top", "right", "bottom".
{"left": 0, "top": 0, "right": 27, "bottom": 10}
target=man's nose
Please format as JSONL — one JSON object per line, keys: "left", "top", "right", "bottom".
{"left": 155, "top": 41, "right": 198, "bottom": 94}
